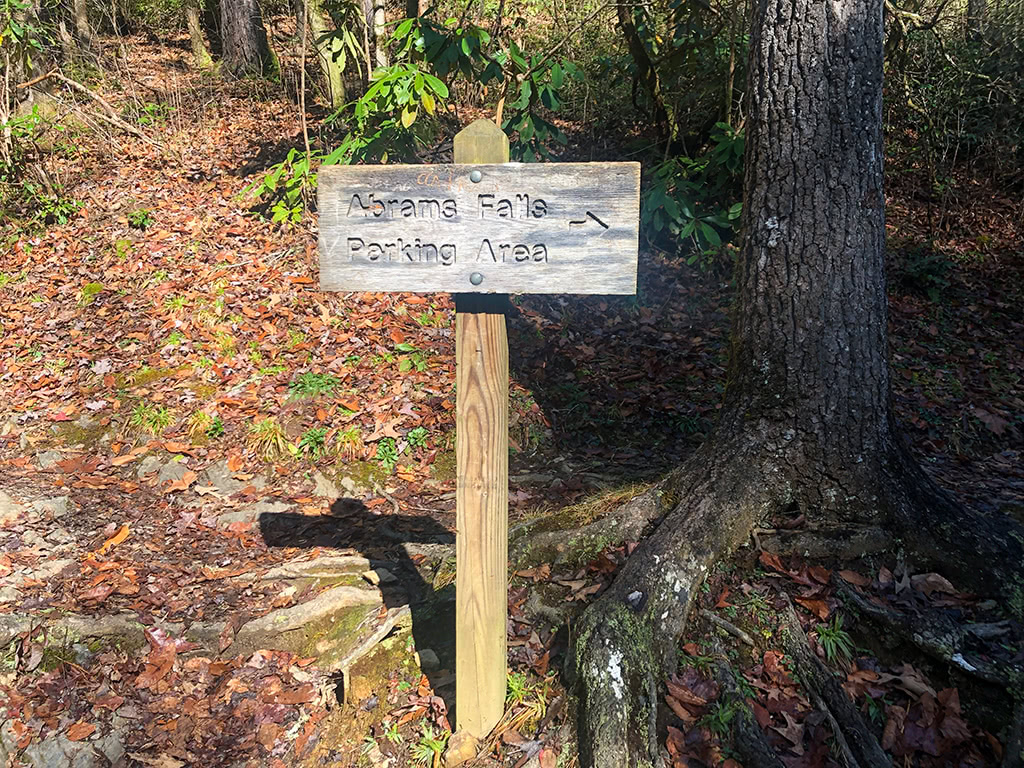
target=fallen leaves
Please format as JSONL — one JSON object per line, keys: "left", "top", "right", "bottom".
{"left": 65, "top": 721, "right": 97, "bottom": 741}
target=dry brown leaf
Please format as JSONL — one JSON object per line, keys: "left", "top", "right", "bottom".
{"left": 110, "top": 454, "right": 138, "bottom": 467}
{"left": 97, "top": 524, "right": 130, "bottom": 554}
{"left": 839, "top": 569, "right": 871, "bottom": 587}
{"left": 66, "top": 722, "right": 96, "bottom": 741}
{"left": 164, "top": 470, "right": 197, "bottom": 493}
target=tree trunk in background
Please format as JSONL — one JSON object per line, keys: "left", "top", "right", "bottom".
{"left": 306, "top": 0, "right": 346, "bottom": 109}
{"left": 405, "top": 0, "right": 424, "bottom": 17}
{"left": 187, "top": 2, "right": 215, "bottom": 69}
{"left": 221, "top": 0, "right": 274, "bottom": 78}
{"left": 72, "top": 0, "right": 93, "bottom": 51}
{"left": 568, "top": 0, "right": 1024, "bottom": 764}
{"left": 967, "top": 0, "right": 986, "bottom": 41}
{"left": 372, "top": 0, "right": 387, "bottom": 68}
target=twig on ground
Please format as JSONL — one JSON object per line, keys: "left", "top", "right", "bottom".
{"left": 701, "top": 609, "right": 755, "bottom": 647}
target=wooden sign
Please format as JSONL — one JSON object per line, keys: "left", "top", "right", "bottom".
{"left": 317, "top": 119, "right": 640, "bottom": 743}
{"left": 318, "top": 161, "right": 640, "bottom": 295}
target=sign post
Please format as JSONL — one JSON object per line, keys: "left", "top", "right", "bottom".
{"left": 318, "top": 118, "right": 640, "bottom": 739}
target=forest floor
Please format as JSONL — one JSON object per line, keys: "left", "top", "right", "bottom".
{"left": 0, "top": 33, "right": 1022, "bottom": 768}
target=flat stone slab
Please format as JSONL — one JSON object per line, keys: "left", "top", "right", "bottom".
{"left": 216, "top": 500, "right": 294, "bottom": 529}
{"left": 262, "top": 554, "right": 373, "bottom": 580}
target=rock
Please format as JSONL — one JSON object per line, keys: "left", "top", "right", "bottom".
{"left": 201, "top": 459, "right": 266, "bottom": 495}
{"left": 34, "top": 558, "right": 75, "bottom": 580}
{"left": 22, "top": 530, "right": 49, "bottom": 550}
{"left": 216, "top": 500, "right": 293, "bottom": 529}
{"left": 136, "top": 456, "right": 164, "bottom": 479}
{"left": 416, "top": 648, "right": 440, "bottom": 670}
{"left": 362, "top": 568, "right": 398, "bottom": 587}
{"left": 31, "top": 496, "right": 72, "bottom": 519}
{"left": 14, "top": 716, "right": 125, "bottom": 768}
{"left": 263, "top": 555, "right": 372, "bottom": 580}
{"left": 35, "top": 450, "right": 63, "bottom": 470}
{"left": 157, "top": 459, "right": 189, "bottom": 486}
{"left": 46, "top": 528, "right": 75, "bottom": 545}
{"left": 339, "top": 475, "right": 357, "bottom": 494}
{"left": 312, "top": 471, "right": 339, "bottom": 499}
{"left": 0, "top": 614, "right": 32, "bottom": 644}
{"left": 444, "top": 731, "right": 479, "bottom": 767}
{"left": 0, "top": 586, "right": 22, "bottom": 604}
{"left": 0, "top": 492, "right": 22, "bottom": 526}
{"left": 232, "top": 584, "right": 383, "bottom": 659}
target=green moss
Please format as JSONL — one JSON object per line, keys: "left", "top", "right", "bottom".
{"left": 117, "top": 365, "right": 187, "bottom": 388}
{"left": 54, "top": 419, "right": 108, "bottom": 448}
{"left": 522, "top": 487, "right": 640, "bottom": 538}
{"left": 431, "top": 449, "right": 456, "bottom": 482}
{"left": 295, "top": 603, "right": 378, "bottom": 667}
{"left": 337, "top": 460, "right": 388, "bottom": 492}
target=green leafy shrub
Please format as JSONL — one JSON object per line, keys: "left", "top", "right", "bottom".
{"left": 643, "top": 122, "right": 744, "bottom": 263}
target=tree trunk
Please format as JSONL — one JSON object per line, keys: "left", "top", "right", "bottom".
{"left": 220, "top": 0, "right": 274, "bottom": 78}
{"left": 372, "top": 0, "right": 387, "bottom": 68}
{"left": 967, "top": 0, "right": 986, "bottom": 41}
{"left": 405, "top": 0, "right": 424, "bottom": 17}
{"left": 306, "top": 0, "right": 346, "bottom": 109}
{"left": 568, "top": 0, "right": 1024, "bottom": 765}
{"left": 72, "top": 0, "right": 93, "bottom": 51}
{"left": 187, "top": 2, "right": 215, "bottom": 69}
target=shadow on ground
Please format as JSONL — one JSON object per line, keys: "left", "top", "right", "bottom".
{"left": 257, "top": 499, "right": 458, "bottom": 714}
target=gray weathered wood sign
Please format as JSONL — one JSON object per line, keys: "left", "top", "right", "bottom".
{"left": 318, "top": 162, "right": 640, "bottom": 295}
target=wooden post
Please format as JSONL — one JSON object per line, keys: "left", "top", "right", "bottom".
{"left": 453, "top": 119, "right": 510, "bottom": 738}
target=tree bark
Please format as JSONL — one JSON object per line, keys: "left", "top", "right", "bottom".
{"left": 187, "top": 2, "right": 215, "bottom": 69}
{"left": 568, "top": 0, "right": 1024, "bottom": 765}
{"left": 72, "top": 0, "right": 93, "bottom": 52}
{"left": 967, "top": 0, "right": 985, "bottom": 42}
{"left": 306, "top": 0, "right": 346, "bottom": 109}
{"left": 372, "top": 0, "right": 387, "bottom": 68}
{"left": 220, "top": 0, "right": 275, "bottom": 78}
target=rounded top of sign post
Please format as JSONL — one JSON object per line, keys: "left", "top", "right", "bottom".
{"left": 454, "top": 119, "right": 510, "bottom": 164}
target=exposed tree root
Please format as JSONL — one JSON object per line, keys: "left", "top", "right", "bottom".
{"left": 710, "top": 640, "right": 787, "bottom": 768}
{"left": 567, "top": 437, "right": 790, "bottom": 767}
{"left": 833, "top": 575, "right": 1022, "bottom": 688}
{"left": 510, "top": 480, "right": 670, "bottom": 569}
{"left": 776, "top": 596, "right": 891, "bottom": 768}
{"left": 1005, "top": 700, "right": 1024, "bottom": 768}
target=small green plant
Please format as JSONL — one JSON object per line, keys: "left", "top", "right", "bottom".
{"left": 410, "top": 724, "right": 449, "bottom": 765}
{"left": 215, "top": 332, "right": 237, "bottom": 358}
{"left": 206, "top": 415, "right": 224, "bottom": 438}
{"left": 299, "top": 427, "right": 328, "bottom": 459}
{"left": 677, "top": 650, "right": 715, "bottom": 672}
{"left": 700, "top": 701, "right": 737, "bottom": 738}
{"left": 249, "top": 417, "right": 290, "bottom": 459}
{"left": 135, "top": 101, "right": 173, "bottom": 126}
{"left": 817, "top": 614, "right": 855, "bottom": 666}
{"left": 289, "top": 371, "right": 339, "bottom": 399}
{"left": 407, "top": 426, "right": 428, "bottom": 448}
{"left": 287, "top": 329, "right": 307, "bottom": 348}
{"left": 114, "top": 238, "right": 133, "bottom": 260}
{"left": 384, "top": 721, "right": 403, "bottom": 745}
{"left": 375, "top": 437, "right": 399, "bottom": 472}
{"left": 164, "top": 295, "right": 187, "bottom": 312}
{"left": 338, "top": 425, "right": 362, "bottom": 459}
{"left": 78, "top": 282, "right": 104, "bottom": 306}
{"left": 128, "top": 209, "right": 155, "bottom": 230}
{"left": 130, "top": 401, "right": 173, "bottom": 435}
{"left": 506, "top": 671, "right": 533, "bottom": 706}
{"left": 165, "top": 330, "right": 186, "bottom": 348}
